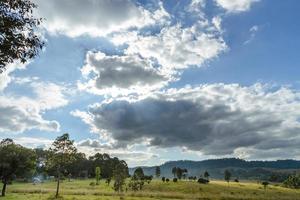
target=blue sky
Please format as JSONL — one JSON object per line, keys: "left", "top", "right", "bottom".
{"left": 1, "top": 0, "right": 300, "bottom": 167}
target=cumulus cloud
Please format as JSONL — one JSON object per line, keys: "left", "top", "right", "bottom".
{"left": 215, "top": 0, "right": 260, "bottom": 13}
{"left": 33, "top": 0, "right": 169, "bottom": 37}
{"left": 125, "top": 24, "right": 227, "bottom": 70}
{"left": 78, "top": 51, "right": 170, "bottom": 96}
{"left": 73, "top": 84, "right": 300, "bottom": 159}
{"left": 0, "top": 81, "right": 68, "bottom": 133}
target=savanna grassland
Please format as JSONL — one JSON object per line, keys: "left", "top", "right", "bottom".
{"left": 1, "top": 179, "right": 300, "bottom": 200}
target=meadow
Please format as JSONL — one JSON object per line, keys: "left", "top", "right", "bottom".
{"left": 1, "top": 179, "right": 300, "bottom": 200}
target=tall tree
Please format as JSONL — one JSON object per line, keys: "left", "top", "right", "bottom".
{"left": 0, "top": 0, "right": 44, "bottom": 72}
{"left": 0, "top": 139, "right": 36, "bottom": 196}
{"left": 224, "top": 170, "right": 231, "bottom": 185}
{"left": 204, "top": 171, "right": 210, "bottom": 181}
{"left": 155, "top": 166, "right": 161, "bottom": 178}
{"left": 95, "top": 166, "right": 101, "bottom": 185}
{"left": 47, "top": 133, "right": 77, "bottom": 198}
{"left": 113, "top": 162, "right": 128, "bottom": 192}
{"left": 172, "top": 167, "right": 177, "bottom": 178}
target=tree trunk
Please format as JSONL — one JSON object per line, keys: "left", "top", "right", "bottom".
{"left": 55, "top": 170, "right": 60, "bottom": 198}
{"left": 1, "top": 181, "right": 7, "bottom": 197}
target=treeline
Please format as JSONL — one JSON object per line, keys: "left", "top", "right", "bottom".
{"left": 0, "top": 133, "right": 129, "bottom": 197}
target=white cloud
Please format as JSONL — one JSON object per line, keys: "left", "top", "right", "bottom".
{"left": 125, "top": 24, "right": 227, "bottom": 70}
{"left": 244, "top": 25, "right": 260, "bottom": 44}
{"left": 33, "top": 0, "right": 169, "bottom": 37}
{"left": 215, "top": 0, "right": 259, "bottom": 13}
{"left": 0, "top": 81, "right": 68, "bottom": 133}
{"left": 73, "top": 83, "right": 300, "bottom": 159}
{"left": 0, "top": 62, "right": 28, "bottom": 91}
{"left": 78, "top": 51, "right": 171, "bottom": 96}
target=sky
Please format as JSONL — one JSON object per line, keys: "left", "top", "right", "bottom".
{"left": 1, "top": 0, "right": 300, "bottom": 167}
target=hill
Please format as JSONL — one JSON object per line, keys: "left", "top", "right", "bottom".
{"left": 129, "top": 158, "right": 300, "bottom": 181}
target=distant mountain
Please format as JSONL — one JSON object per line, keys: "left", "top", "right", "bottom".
{"left": 129, "top": 158, "right": 300, "bottom": 182}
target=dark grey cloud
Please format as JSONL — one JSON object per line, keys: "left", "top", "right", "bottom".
{"left": 74, "top": 84, "right": 300, "bottom": 158}
{"left": 79, "top": 52, "right": 169, "bottom": 95}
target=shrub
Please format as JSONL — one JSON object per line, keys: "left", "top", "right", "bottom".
{"left": 166, "top": 178, "right": 170, "bottom": 182}
{"left": 283, "top": 175, "right": 300, "bottom": 189}
{"left": 198, "top": 178, "right": 209, "bottom": 184}
{"left": 173, "top": 178, "right": 178, "bottom": 182}
{"left": 89, "top": 182, "right": 96, "bottom": 186}
{"left": 162, "top": 177, "right": 165, "bottom": 182}
{"left": 234, "top": 178, "right": 239, "bottom": 183}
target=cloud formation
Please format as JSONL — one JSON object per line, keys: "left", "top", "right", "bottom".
{"left": 0, "top": 81, "right": 68, "bottom": 133}
{"left": 78, "top": 52, "right": 170, "bottom": 96}
{"left": 125, "top": 24, "right": 227, "bottom": 70}
{"left": 73, "top": 84, "right": 300, "bottom": 159}
{"left": 33, "top": 0, "right": 169, "bottom": 37}
{"left": 215, "top": 0, "right": 260, "bottom": 13}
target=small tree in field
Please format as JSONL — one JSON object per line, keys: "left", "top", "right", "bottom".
{"left": 224, "top": 170, "right": 231, "bottom": 185}
{"left": 95, "top": 166, "right": 101, "bottom": 185}
{"left": 262, "top": 181, "right": 269, "bottom": 191}
{"left": 0, "top": 139, "right": 36, "bottom": 196}
{"left": 47, "top": 133, "right": 77, "bottom": 198}
{"left": 155, "top": 166, "right": 161, "bottom": 178}
{"left": 204, "top": 171, "right": 210, "bottom": 181}
{"left": 113, "top": 163, "right": 128, "bottom": 192}
{"left": 172, "top": 167, "right": 177, "bottom": 178}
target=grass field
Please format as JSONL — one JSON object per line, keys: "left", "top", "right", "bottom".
{"left": 1, "top": 179, "right": 300, "bottom": 200}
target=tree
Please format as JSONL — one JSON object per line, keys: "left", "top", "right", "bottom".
{"left": 95, "top": 166, "right": 101, "bottom": 185}
{"left": 262, "top": 181, "right": 269, "bottom": 191}
{"left": 204, "top": 171, "right": 210, "bottom": 181}
{"left": 172, "top": 167, "right": 177, "bottom": 178}
{"left": 46, "top": 133, "right": 77, "bottom": 198}
{"left": 129, "top": 167, "right": 145, "bottom": 191}
{"left": 224, "top": 170, "right": 231, "bottom": 185}
{"left": 0, "top": 139, "right": 36, "bottom": 196}
{"left": 283, "top": 175, "right": 300, "bottom": 188}
{"left": 155, "top": 166, "right": 161, "bottom": 178}
{"left": 134, "top": 167, "right": 144, "bottom": 179}
{"left": 0, "top": 0, "right": 44, "bottom": 72}
{"left": 113, "top": 162, "right": 128, "bottom": 192}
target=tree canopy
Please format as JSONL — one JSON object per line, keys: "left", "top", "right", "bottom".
{"left": 0, "top": 138, "right": 36, "bottom": 196}
{"left": 0, "top": 0, "right": 44, "bottom": 72}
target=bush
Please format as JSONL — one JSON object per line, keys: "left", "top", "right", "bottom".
{"left": 198, "top": 178, "right": 209, "bottom": 184}
{"left": 162, "top": 177, "right": 165, "bottom": 182}
{"left": 89, "top": 182, "right": 96, "bottom": 186}
{"left": 173, "top": 178, "right": 178, "bottom": 182}
{"left": 166, "top": 178, "right": 170, "bottom": 182}
{"left": 283, "top": 175, "right": 300, "bottom": 189}
{"left": 234, "top": 178, "right": 239, "bottom": 183}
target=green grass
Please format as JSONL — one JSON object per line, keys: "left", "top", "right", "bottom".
{"left": 1, "top": 179, "right": 300, "bottom": 200}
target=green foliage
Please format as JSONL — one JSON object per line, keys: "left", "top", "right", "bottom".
{"left": 204, "top": 171, "right": 210, "bottom": 180}
{"left": 113, "top": 162, "right": 128, "bottom": 192}
{"left": 0, "top": 0, "right": 44, "bottom": 72}
{"left": 89, "top": 153, "right": 128, "bottom": 179}
{"left": 95, "top": 167, "right": 101, "bottom": 185}
{"left": 161, "top": 177, "right": 165, "bottom": 182}
{"left": 129, "top": 167, "right": 147, "bottom": 191}
{"left": 262, "top": 181, "right": 269, "bottom": 191}
{"left": 0, "top": 138, "right": 36, "bottom": 196}
{"left": 198, "top": 178, "right": 209, "bottom": 184}
{"left": 173, "top": 178, "right": 178, "bottom": 182}
{"left": 175, "top": 168, "right": 188, "bottom": 180}
{"left": 155, "top": 166, "right": 160, "bottom": 178}
{"left": 283, "top": 175, "right": 300, "bottom": 189}
{"left": 47, "top": 133, "right": 77, "bottom": 198}
{"left": 224, "top": 170, "right": 231, "bottom": 183}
